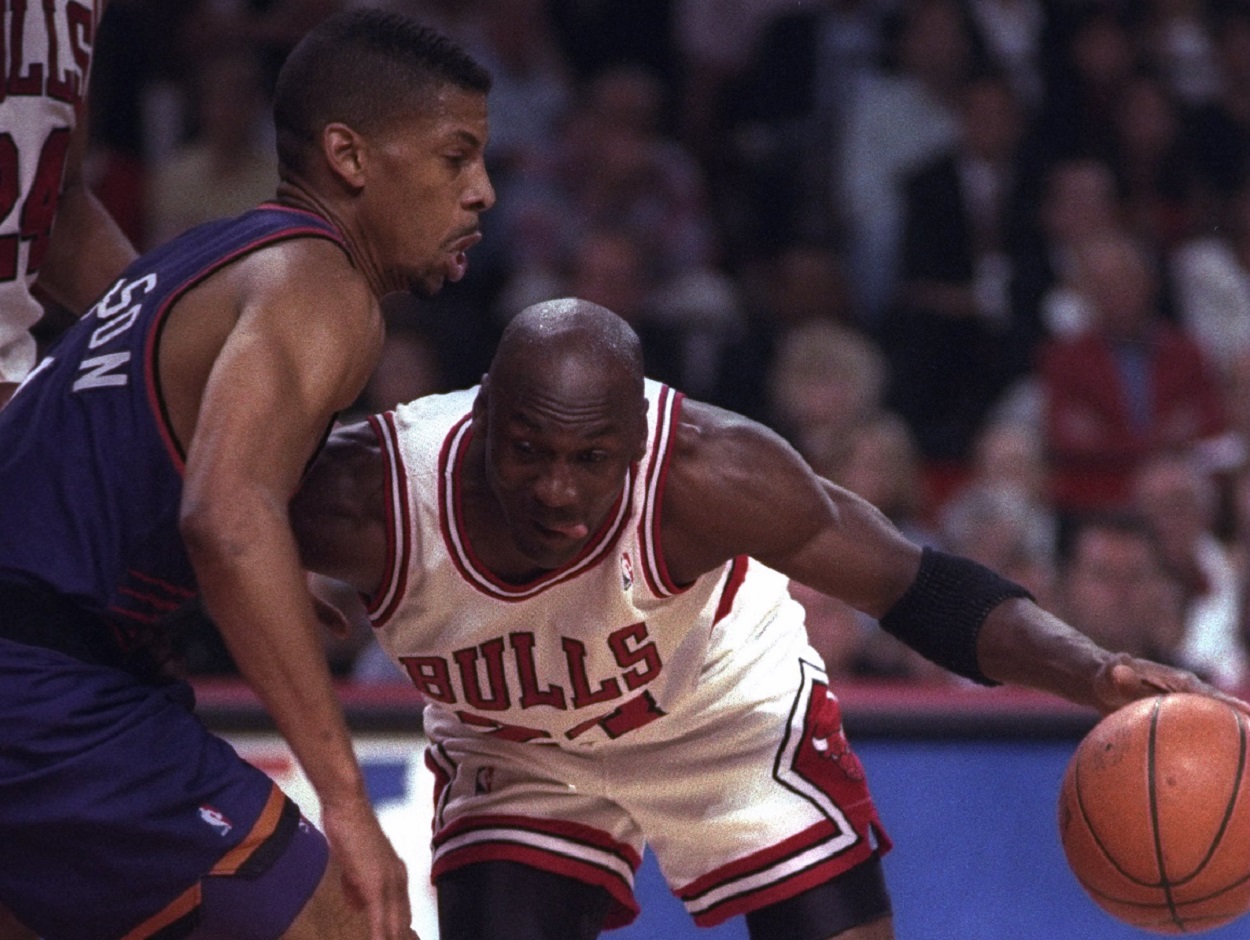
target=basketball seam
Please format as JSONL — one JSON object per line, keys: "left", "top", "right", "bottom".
{"left": 1145, "top": 696, "right": 1184, "bottom": 931}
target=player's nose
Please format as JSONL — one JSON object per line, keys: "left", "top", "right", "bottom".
{"left": 532, "top": 463, "right": 578, "bottom": 509}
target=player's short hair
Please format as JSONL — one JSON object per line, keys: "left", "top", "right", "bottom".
{"left": 274, "top": 9, "right": 492, "bottom": 175}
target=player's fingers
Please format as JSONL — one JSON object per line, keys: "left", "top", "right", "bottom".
{"left": 385, "top": 859, "right": 413, "bottom": 940}
{"left": 1103, "top": 659, "right": 1250, "bottom": 718}
{"left": 360, "top": 859, "right": 411, "bottom": 940}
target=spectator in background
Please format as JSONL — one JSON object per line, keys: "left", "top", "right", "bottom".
{"left": 1039, "top": 231, "right": 1226, "bottom": 520}
{"left": 1107, "top": 70, "right": 1204, "bottom": 253}
{"left": 1058, "top": 512, "right": 1189, "bottom": 669}
{"left": 1170, "top": 183, "right": 1250, "bottom": 391}
{"left": 1035, "top": 157, "right": 1125, "bottom": 338}
{"left": 144, "top": 50, "right": 278, "bottom": 248}
{"left": 766, "top": 319, "right": 888, "bottom": 479}
{"left": 1035, "top": 7, "right": 1138, "bottom": 168}
{"left": 1139, "top": 0, "right": 1221, "bottom": 107}
{"left": 966, "top": 0, "right": 1046, "bottom": 106}
{"left": 937, "top": 419, "right": 1059, "bottom": 606}
{"left": 1131, "top": 452, "right": 1247, "bottom": 691}
{"left": 498, "top": 63, "right": 715, "bottom": 282}
{"left": 465, "top": 0, "right": 573, "bottom": 200}
{"left": 715, "top": 240, "right": 858, "bottom": 420}
{"left": 839, "top": 0, "right": 979, "bottom": 324}
{"left": 1185, "top": 4, "right": 1250, "bottom": 203}
{"left": 712, "top": 0, "right": 889, "bottom": 257}
{"left": 886, "top": 71, "right": 1047, "bottom": 463}
{"left": 793, "top": 412, "right": 947, "bottom": 683}
{"left": 938, "top": 483, "right": 1058, "bottom": 610}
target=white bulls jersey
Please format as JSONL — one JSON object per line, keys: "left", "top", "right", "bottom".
{"left": 365, "top": 380, "right": 797, "bottom": 750}
{"left": 0, "top": 0, "right": 101, "bottom": 383}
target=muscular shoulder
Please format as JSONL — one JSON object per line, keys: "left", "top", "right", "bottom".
{"left": 230, "top": 237, "right": 383, "bottom": 407}
{"left": 660, "top": 398, "right": 828, "bottom": 583}
{"left": 667, "top": 398, "right": 806, "bottom": 492}
{"left": 235, "top": 237, "right": 371, "bottom": 321}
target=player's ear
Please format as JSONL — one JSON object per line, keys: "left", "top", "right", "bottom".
{"left": 472, "top": 375, "right": 490, "bottom": 424}
{"left": 322, "top": 122, "right": 366, "bottom": 190}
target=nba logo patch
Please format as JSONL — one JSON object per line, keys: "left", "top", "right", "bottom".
{"left": 475, "top": 766, "right": 495, "bottom": 795}
{"left": 620, "top": 553, "right": 634, "bottom": 591}
{"left": 199, "top": 805, "right": 233, "bottom": 836}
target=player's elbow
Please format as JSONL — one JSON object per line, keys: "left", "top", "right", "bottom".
{"left": 179, "top": 491, "right": 273, "bottom": 569}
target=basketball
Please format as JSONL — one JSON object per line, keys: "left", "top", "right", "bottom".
{"left": 1058, "top": 693, "right": 1250, "bottom": 934}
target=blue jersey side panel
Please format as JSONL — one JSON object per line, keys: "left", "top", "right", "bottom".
{"left": 0, "top": 205, "right": 346, "bottom": 639}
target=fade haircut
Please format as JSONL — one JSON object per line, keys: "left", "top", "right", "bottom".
{"left": 274, "top": 9, "right": 492, "bottom": 175}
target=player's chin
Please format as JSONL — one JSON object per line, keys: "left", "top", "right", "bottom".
{"left": 406, "top": 272, "right": 446, "bottom": 298}
{"left": 519, "top": 532, "right": 583, "bottom": 571}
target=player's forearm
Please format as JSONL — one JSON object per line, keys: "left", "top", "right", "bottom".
{"left": 184, "top": 504, "right": 369, "bottom": 807}
{"left": 976, "top": 598, "right": 1114, "bottom": 709}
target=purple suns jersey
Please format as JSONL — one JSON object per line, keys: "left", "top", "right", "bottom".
{"left": 0, "top": 204, "right": 346, "bottom": 650}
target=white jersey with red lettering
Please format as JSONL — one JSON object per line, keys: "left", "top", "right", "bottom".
{"left": 0, "top": 0, "right": 100, "bottom": 384}
{"left": 367, "top": 380, "right": 781, "bottom": 748}
{"left": 366, "top": 381, "right": 890, "bottom": 929}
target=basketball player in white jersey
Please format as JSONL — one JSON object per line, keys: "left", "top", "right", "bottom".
{"left": 291, "top": 298, "right": 1248, "bottom": 940}
{"left": 0, "top": 4, "right": 131, "bottom": 932}
{"left": 0, "top": 0, "right": 135, "bottom": 408}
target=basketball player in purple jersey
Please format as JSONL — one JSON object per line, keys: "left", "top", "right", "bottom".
{"left": 291, "top": 299, "right": 1249, "bottom": 940}
{"left": 0, "top": 0, "right": 135, "bottom": 409}
{"left": 0, "top": 10, "right": 492, "bottom": 940}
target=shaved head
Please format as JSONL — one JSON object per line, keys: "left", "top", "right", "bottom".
{"left": 490, "top": 298, "right": 644, "bottom": 398}
{"left": 473, "top": 298, "right": 648, "bottom": 572}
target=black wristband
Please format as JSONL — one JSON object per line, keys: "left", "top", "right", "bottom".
{"left": 878, "top": 547, "right": 1033, "bottom": 686}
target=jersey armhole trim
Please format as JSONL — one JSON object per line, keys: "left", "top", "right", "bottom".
{"left": 639, "top": 386, "right": 685, "bottom": 597}
{"left": 363, "top": 411, "right": 410, "bottom": 626}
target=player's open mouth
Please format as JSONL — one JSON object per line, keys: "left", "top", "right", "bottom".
{"left": 446, "top": 232, "right": 482, "bottom": 282}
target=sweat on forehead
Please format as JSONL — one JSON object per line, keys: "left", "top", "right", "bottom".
{"left": 491, "top": 299, "right": 643, "bottom": 380}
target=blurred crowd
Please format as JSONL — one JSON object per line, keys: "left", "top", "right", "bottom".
{"left": 61, "top": 0, "right": 1250, "bottom": 692}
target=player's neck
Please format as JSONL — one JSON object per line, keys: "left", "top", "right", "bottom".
{"left": 273, "top": 181, "right": 389, "bottom": 297}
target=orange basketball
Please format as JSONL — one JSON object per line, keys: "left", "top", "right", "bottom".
{"left": 1058, "top": 693, "right": 1250, "bottom": 934}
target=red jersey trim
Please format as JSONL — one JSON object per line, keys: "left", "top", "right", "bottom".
{"left": 638, "top": 386, "right": 685, "bottom": 597}
{"left": 440, "top": 420, "right": 633, "bottom": 601}
{"left": 677, "top": 819, "right": 877, "bottom": 927}
{"left": 431, "top": 813, "right": 642, "bottom": 928}
{"left": 431, "top": 844, "right": 640, "bottom": 929}
{"left": 364, "top": 412, "right": 411, "bottom": 626}
{"left": 713, "top": 556, "right": 750, "bottom": 624}
{"left": 145, "top": 222, "right": 349, "bottom": 474}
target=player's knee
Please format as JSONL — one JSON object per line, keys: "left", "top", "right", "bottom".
{"left": 277, "top": 856, "right": 373, "bottom": 940}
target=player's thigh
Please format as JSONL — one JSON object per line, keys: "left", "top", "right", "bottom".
{"left": 744, "top": 854, "right": 893, "bottom": 940}
{"left": 278, "top": 857, "right": 379, "bottom": 940}
{"left": 436, "top": 860, "right": 612, "bottom": 940}
{"left": 820, "top": 915, "right": 895, "bottom": 940}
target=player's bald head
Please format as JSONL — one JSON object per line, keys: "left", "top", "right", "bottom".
{"left": 489, "top": 298, "right": 645, "bottom": 405}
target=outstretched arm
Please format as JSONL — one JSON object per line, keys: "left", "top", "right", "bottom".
{"left": 661, "top": 399, "right": 1250, "bottom": 716}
